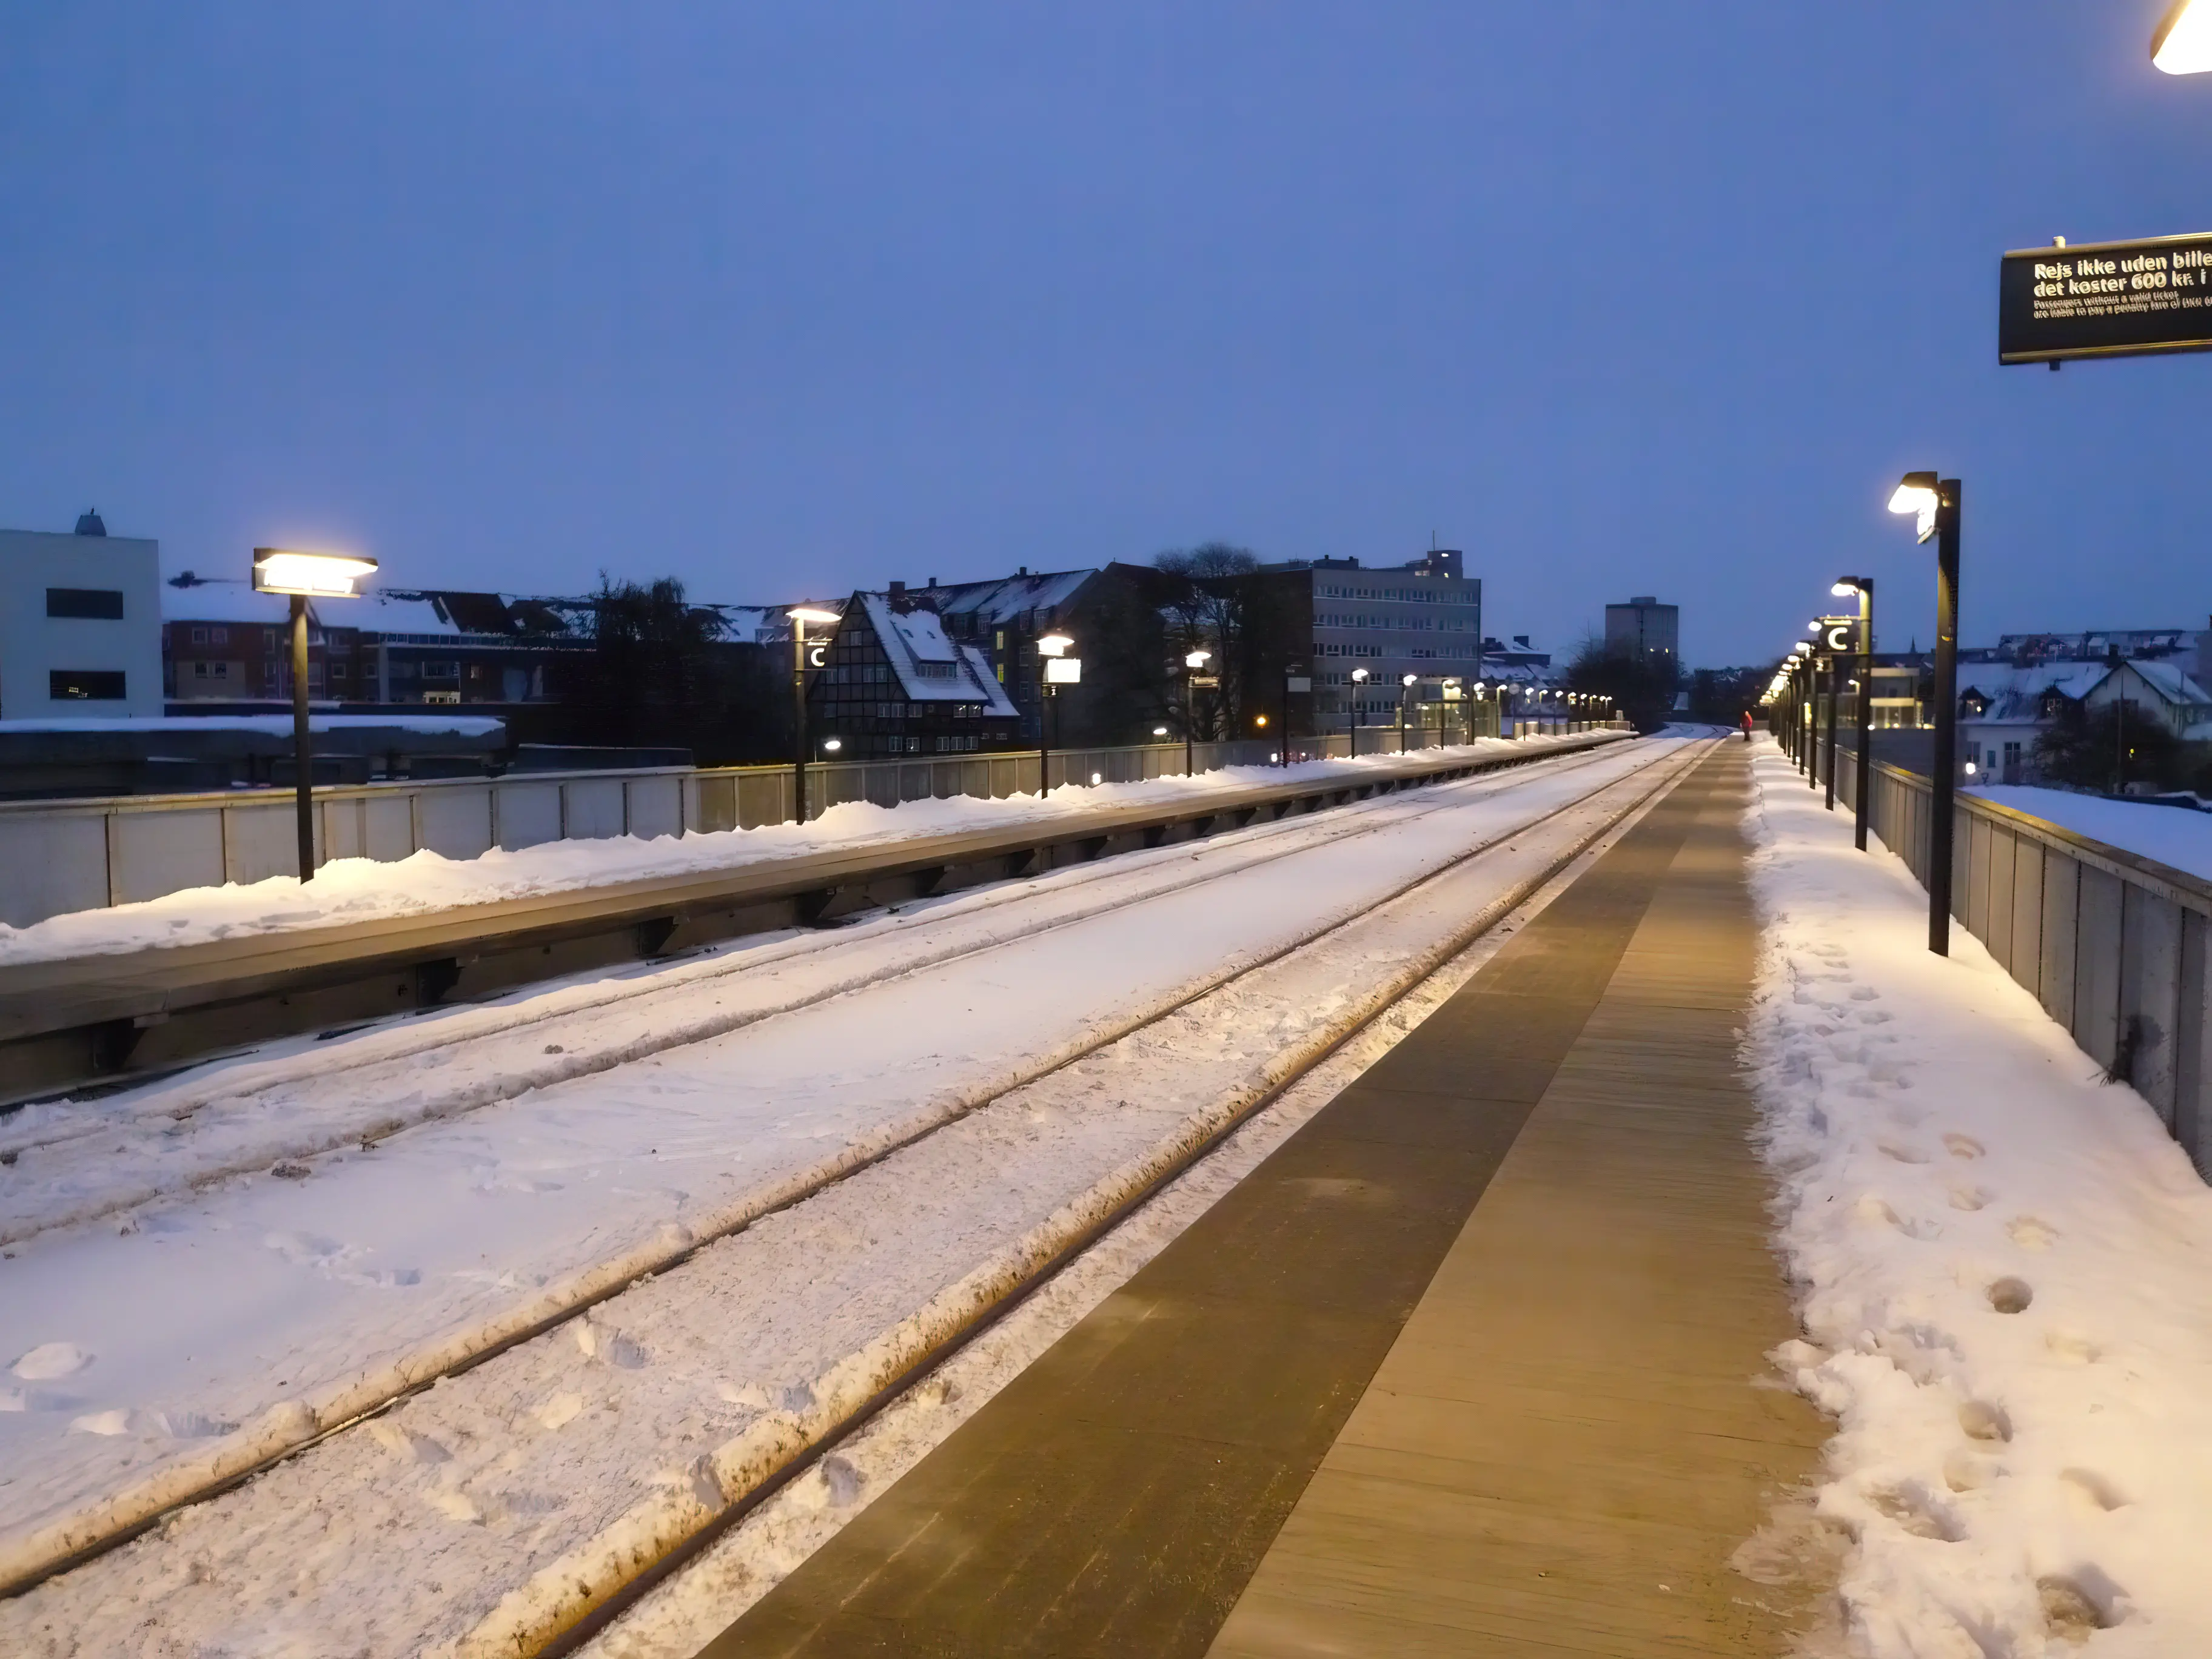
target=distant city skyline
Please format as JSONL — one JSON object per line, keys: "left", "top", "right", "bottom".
{"left": 4, "top": 3, "right": 2209, "bottom": 667}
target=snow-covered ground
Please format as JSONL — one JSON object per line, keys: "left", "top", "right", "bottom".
{"left": 0, "top": 733, "right": 1604, "bottom": 968}
{"left": 1969, "top": 783, "right": 2212, "bottom": 885}
{"left": 0, "top": 736, "right": 1691, "bottom": 1655}
{"left": 1746, "top": 742, "right": 2212, "bottom": 1655}
{"left": 574, "top": 754, "right": 1698, "bottom": 1659}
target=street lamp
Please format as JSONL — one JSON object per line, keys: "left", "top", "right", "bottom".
{"left": 1889, "top": 469, "right": 1962, "bottom": 956}
{"left": 1037, "top": 630, "right": 1078, "bottom": 796}
{"left": 1399, "top": 673, "right": 1417, "bottom": 754}
{"left": 1791, "top": 642, "right": 1815, "bottom": 775}
{"left": 788, "top": 605, "right": 842, "bottom": 824}
{"left": 1834, "top": 577, "right": 1875, "bottom": 851}
{"left": 252, "top": 547, "right": 377, "bottom": 883}
{"left": 1347, "top": 666, "right": 1370, "bottom": 756}
{"left": 1182, "top": 649, "right": 1211, "bottom": 777}
{"left": 2154, "top": 0, "right": 2212, "bottom": 71}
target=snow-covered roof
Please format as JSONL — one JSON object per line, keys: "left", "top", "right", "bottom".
{"left": 1959, "top": 657, "right": 2212, "bottom": 727}
{"left": 350, "top": 589, "right": 469, "bottom": 637}
{"left": 1959, "top": 663, "right": 2110, "bottom": 703}
{"left": 2128, "top": 659, "right": 2212, "bottom": 708}
{"left": 883, "top": 604, "right": 960, "bottom": 664}
{"left": 925, "top": 569, "right": 1094, "bottom": 627}
{"left": 856, "top": 593, "right": 1019, "bottom": 715}
{"left": 160, "top": 576, "right": 298, "bottom": 625}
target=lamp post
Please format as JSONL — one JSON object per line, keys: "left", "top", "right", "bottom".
{"left": 1834, "top": 578, "right": 1875, "bottom": 850}
{"left": 2154, "top": 0, "right": 2212, "bottom": 71}
{"left": 1349, "top": 666, "right": 1369, "bottom": 756}
{"left": 1182, "top": 649, "right": 1210, "bottom": 777}
{"left": 1037, "top": 630, "right": 1077, "bottom": 795}
{"left": 1811, "top": 616, "right": 1857, "bottom": 813}
{"left": 252, "top": 548, "right": 378, "bottom": 883}
{"left": 787, "top": 605, "right": 842, "bottom": 824}
{"left": 1889, "top": 470, "right": 1961, "bottom": 956}
{"left": 1792, "top": 643, "right": 1814, "bottom": 775}
{"left": 1399, "top": 674, "right": 1416, "bottom": 753}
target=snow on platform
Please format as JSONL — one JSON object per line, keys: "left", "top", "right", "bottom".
{"left": 1747, "top": 743, "right": 2212, "bottom": 1654}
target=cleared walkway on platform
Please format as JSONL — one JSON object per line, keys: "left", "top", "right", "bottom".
{"left": 697, "top": 744, "right": 1827, "bottom": 1658}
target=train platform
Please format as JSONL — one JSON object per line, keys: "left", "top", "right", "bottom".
{"left": 694, "top": 742, "right": 1827, "bottom": 1658}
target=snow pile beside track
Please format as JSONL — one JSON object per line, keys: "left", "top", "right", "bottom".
{"left": 0, "top": 736, "right": 1599, "bottom": 968}
{"left": 1744, "top": 743, "right": 2212, "bottom": 1655}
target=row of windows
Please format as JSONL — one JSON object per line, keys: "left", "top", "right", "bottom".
{"left": 1314, "top": 641, "right": 1481, "bottom": 662}
{"left": 820, "top": 700, "right": 994, "bottom": 720}
{"left": 859, "top": 734, "right": 998, "bottom": 755}
{"left": 1316, "top": 583, "right": 1476, "bottom": 606}
{"left": 1313, "top": 614, "right": 1475, "bottom": 633}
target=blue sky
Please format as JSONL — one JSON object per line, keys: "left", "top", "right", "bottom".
{"left": 2, "top": 2, "right": 2208, "bottom": 664}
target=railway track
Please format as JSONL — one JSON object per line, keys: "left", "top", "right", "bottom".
{"left": 0, "top": 737, "right": 1708, "bottom": 1646}
{"left": 0, "top": 737, "right": 1634, "bottom": 1242}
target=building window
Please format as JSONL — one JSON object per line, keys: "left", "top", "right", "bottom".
{"left": 51, "top": 669, "right": 127, "bottom": 700}
{"left": 191, "top": 626, "right": 209, "bottom": 645}
{"left": 421, "top": 661, "right": 459, "bottom": 682}
{"left": 265, "top": 628, "right": 280, "bottom": 649}
{"left": 46, "top": 588, "right": 125, "bottom": 620}
{"left": 331, "top": 662, "right": 349, "bottom": 681}
{"left": 210, "top": 625, "right": 228, "bottom": 646}
{"left": 193, "top": 661, "right": 209, "bottom": 679}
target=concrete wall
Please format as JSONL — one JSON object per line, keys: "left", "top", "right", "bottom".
{"left": 0, "top": 726, "right": 1623, "bottom": 930}
{"left": 0, "top": 528, "right": 164, "bottom": 719}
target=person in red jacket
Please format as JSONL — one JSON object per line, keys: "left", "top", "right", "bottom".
{"left": 1741, "top": 710, "right": 1754, "bottom": 742}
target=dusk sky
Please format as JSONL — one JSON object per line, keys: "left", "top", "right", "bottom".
{"left": 4, "top": 2, "right": 2208, "bottom": 665}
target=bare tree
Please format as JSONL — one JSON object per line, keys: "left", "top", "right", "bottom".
{"left": 1154, "top": 543, "right": 1259, "bottom": 738}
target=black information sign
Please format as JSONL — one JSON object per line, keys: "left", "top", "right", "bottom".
{"left": 2000, "top": 232, "right": 2212, "bottom": 364}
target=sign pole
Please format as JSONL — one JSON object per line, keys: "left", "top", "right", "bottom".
{"left": 1929, "top": 481, "right": 1962, "bottom": 957}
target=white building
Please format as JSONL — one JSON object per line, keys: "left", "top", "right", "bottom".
{"left": 0, "top": 514, "right": 164, "bottom": 720}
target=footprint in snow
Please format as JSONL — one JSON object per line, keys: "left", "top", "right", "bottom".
{"left": 1986, "top": 1276, "right": 2034, "bottom": 1314}
{"left": 2006, "top": 1216, "right": 2059, "bottom": 1251}
{"left": 1942, "top": 1133, "right": 1985, "bottom": 1160}
{"left": 1849, "top": 986, "right": 1880, "bottom": 1002}
{"left": 369, "top": 1419, "right": 452, "bottom": 1463}
{"left": 2059, "top": 1468, "right": 2128, "bottom": 1513}
{"left": 2046, "top": 1329, "right": 2102, "bottom": 1365}
{"left": 11, "top": 1342, "right": 92, "bottom": 1381}
{"left": 1948, "top": 1185, "right": 1993, "bottom": 1212}
{"left": 1865, "top": 1483, "right": 1962, "bottom": 1541}
{"left": 154, "top": 1410, "right": 236, "bottom": 1439}
{"left": 2040, "top": 1574, "right": 2120, "bottom": 1640}
{"left": 69, "top": 1409, "right": 133, "bottom": 1436}
{"left": 1875, "top": 1141, "right": 1931, "bottom": 1165}
{"left": 1959, "top": 1399, "right": 2013, "bottom": 1443}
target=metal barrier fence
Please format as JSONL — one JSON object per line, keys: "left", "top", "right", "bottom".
{"left": 1837, "top": 751, "right": 2212, "bottom": 1178}
{"left": 0, "top": 722, "right": 1615, "bottom": 928}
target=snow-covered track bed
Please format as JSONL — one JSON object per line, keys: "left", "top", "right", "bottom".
{"left": 0, "top": 742, "right": 1628, "bottom": 1242}
{"left": 0, "top": 740, "right": 1703, "bottom": 1650}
